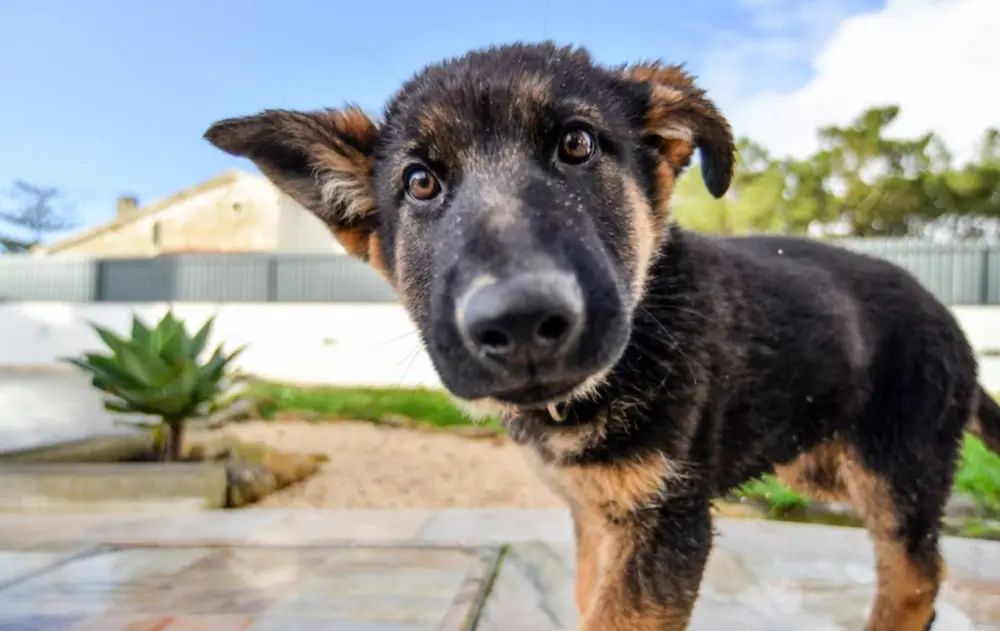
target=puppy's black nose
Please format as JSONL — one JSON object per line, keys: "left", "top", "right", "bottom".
{"left": 458, "top": 270, "right": 584, "bottom": 366}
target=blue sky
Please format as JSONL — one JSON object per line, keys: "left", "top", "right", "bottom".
{"left": 0, "top": 0, "right": 882, "bottom": 241}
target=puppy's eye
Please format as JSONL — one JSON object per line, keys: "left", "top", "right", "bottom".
{"left": 404, "top": 166, "right": 441, "bottom": 201}
{"left": 557, "top": 127, "right": 596, "bottom": 164}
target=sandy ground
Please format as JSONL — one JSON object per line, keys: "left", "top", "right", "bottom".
{"left": 192, "top": 420, "right": 565, "bottom": 509}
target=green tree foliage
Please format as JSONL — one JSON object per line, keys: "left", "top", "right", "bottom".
{"left": 0, "top": 180, "right": 76, "bottom": 252}
{"left": 673, "top": 105, "right": 1000, "bottom": 238}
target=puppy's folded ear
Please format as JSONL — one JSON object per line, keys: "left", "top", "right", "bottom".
{"left": 622, "top": 64, "right": 734, "bottom": 199}
{"left": 203, "top": 107, "right": 382, "bottom": 262}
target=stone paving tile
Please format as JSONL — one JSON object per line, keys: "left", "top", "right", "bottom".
{"left": 0, "top": 544, "right": 500, "bottom": 630}
{"left": 480, "top": 531, "right": 1000, "bottom": 630}
{"left": 0, "top": 511, "right": 999, "bottom": 629}
{"left": 475, "top": 542, "right": 575, "bottom": 631}
{"left": 0, "top": 514, "right": 143, "bottom": 549}
{"left": 416, "top": 509, "right": 573, "bottom": 544}
{"left": 66, "top": 615, "right": 256, "bottom": 631}
{"left": 0, "top": 616, "right": 82, "bottom": 631}
{"left": 78, "top": 511, "right": 287, "bottom": 546}
{"left": 251, "top": 510, "right": 431, "bottom": 545}
{"left": 0, "top": 545, "right": 95, "bottom": 588}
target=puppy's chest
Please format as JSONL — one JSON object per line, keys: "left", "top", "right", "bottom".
{"left": 520, "top": 443, "right": 684, "bottom": 520}
{"left": 505, "top": 406, "right": 689, "bottom": 518}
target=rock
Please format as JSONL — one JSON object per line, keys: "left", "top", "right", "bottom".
{"left": 262, "top": 450, "right": 321, "bottom": 488}
{"left": 224, "top": 460, "right": 276, "bottom": 508}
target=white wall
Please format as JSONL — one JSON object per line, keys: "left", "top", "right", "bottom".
{"left": 1, "top": 302, "right": 998, "bottom": 392}
{"left": 1, "top": 302, "right": 441, "bottom": 388}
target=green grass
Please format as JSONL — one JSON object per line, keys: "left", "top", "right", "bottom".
{"left": 954, "top": 433, "right": 1000, "bottom": 513}
{"left": 246, "top": 381, "right": 500, "bottom": 430}
{"left": 736, "top": 475, "right": 812, "bottom": 516}
{"left": 736, "top": 434, "right": 1000, "bottom": 519}
{"left": 247, "top": 381, "right": 1000, "bottom": 519}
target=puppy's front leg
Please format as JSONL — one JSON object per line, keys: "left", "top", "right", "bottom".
{"left": 578, "top": 495, "right": 712, "bottom": 631}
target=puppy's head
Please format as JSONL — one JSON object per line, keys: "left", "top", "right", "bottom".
{"left": 204, "top": 42, "right": 733, "bottom": 410}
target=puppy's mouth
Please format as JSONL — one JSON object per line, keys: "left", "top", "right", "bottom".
{"left": 488, "top": 377, "right": 586, "bottom": 409}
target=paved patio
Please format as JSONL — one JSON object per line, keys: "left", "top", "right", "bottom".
{"left": 0, "top": 509, "right": 998, "bottom": 630}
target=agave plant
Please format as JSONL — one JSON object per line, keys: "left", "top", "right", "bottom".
{"left": 64, "top": 310, "right": 246, "bottom": 461}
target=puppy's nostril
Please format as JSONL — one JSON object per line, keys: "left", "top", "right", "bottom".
{"left": 536, "top": 314, "right": 570, "bottom": 344}
{"left": 477, "top": 328, "right": 512, "bottom": 353}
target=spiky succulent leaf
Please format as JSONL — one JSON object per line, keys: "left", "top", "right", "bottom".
{"left": 63, "top": 354, "right": 143, "bottom": 391}
{"left": 159, "top": 326, "right": 190, "bottom": 367}
{"left": 91, "top": 325, "right": 172, "bottom": 386}
{"left": 130, "top": 316, "right": 152, "bottom": 348}
{"left": 189, "top": 316, "right": 215, "bottom": 360}
{"left": 146, "top": 312, "right": 172, "bottom": 354}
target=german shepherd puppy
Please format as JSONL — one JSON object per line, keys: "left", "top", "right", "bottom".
{"left": 205, "top": 42, "right": 1000, "bottom": 631}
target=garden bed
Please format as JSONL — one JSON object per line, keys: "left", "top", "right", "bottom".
{"left": 0, "top": 431, "right": 323, "bottom": 512}
{"left": 243, "top": 381, "right": 1000, "bottom": 539}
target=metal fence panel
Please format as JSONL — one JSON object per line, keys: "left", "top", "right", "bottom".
{"left": 834, "top": 238, "right": 996, "bottom": 305}
{"left": 1, "top": 241, "right": 998, "bottom": 304}
{"left": 273, "top": 255, "right": 397, "bottom": 302}
{"left": 0, "top": 256, "right": 98, "bottom": 301}
{"left": 986, "top": 249, "right": 1000, "bottom": 305}
{"left": 173, "top": 254, "right": 272, "bottom": 302}
{"left": 98, "top": 258, "right": 174, "bottom": 302}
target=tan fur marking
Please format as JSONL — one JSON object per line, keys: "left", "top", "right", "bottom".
{"left": 774, "top": 441, "right": 851, "bottom": 503}
{"left": 544, "top": 424, "right": 607, "bottom": 460}
{"left": 513, "top": 74, "right": 551, "bottom": 125}
{"left": 776, "top": 442, "right": 941, "bottom": 630}
{"left": 650, "top": 159, "right": 681, "bottom": 224}
{"left": 561, "top": 451, "right": 683, "bottom": 519}
{"left": 416, "top": 103, "right": 451, "bottom": 139}
{"left": 310, "top": 109, "right": 379, "bottom": 223}
{"left": 847, "top": 458, "right": 941, "bottom": 631}
{"left": 621, "top": 62, "right": 735, "bottom": 197}
{"left": 623, "top": 177, "right": 658, "bottom": 306}
{"left": 866, "top": 539, "right": 940, "bottom": 631}
{"left": 392, "top": 216, "right": 426, "bottom": 321}
{"left": 366, "top": 233, "right": 390, "bottom": 279}
{"left": 334, "top": 226, "right": 370, "bottom": 260}
{"left": 579, "top": 525, "right": 690, "bottom": 631}
{"left": 622, "top": 64, "right": 696, "bottom": 91}
{"left": 331, "top": 226, "right": 389, "bottom": 278}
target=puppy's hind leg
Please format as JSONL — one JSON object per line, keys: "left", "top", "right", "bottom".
{"left": 775, "top": 437, "right": 951, "bottom": 631}
{"left": 841, "top": 434, "right": 959, "bottom": 631}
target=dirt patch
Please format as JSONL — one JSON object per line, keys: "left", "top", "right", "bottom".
{"left": 190, "top": 420, "right": 564, "bottom": 509}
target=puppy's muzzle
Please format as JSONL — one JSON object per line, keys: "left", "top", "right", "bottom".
{"left": 456, "top": 270, "right": 585, "bottom": 375}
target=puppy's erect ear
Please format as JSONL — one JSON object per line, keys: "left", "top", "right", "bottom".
{"left": 203, "top": 107, "right": 382, "bottom": 262}
{"left": 622, "top": 63, "right": 735, "bottom": 199}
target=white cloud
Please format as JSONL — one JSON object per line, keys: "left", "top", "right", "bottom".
{"left": 725, "top": 0, "right": 1000, "bottom": 165}
{"left": 700, "top": 0, "right": 869, "bottom": 107}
